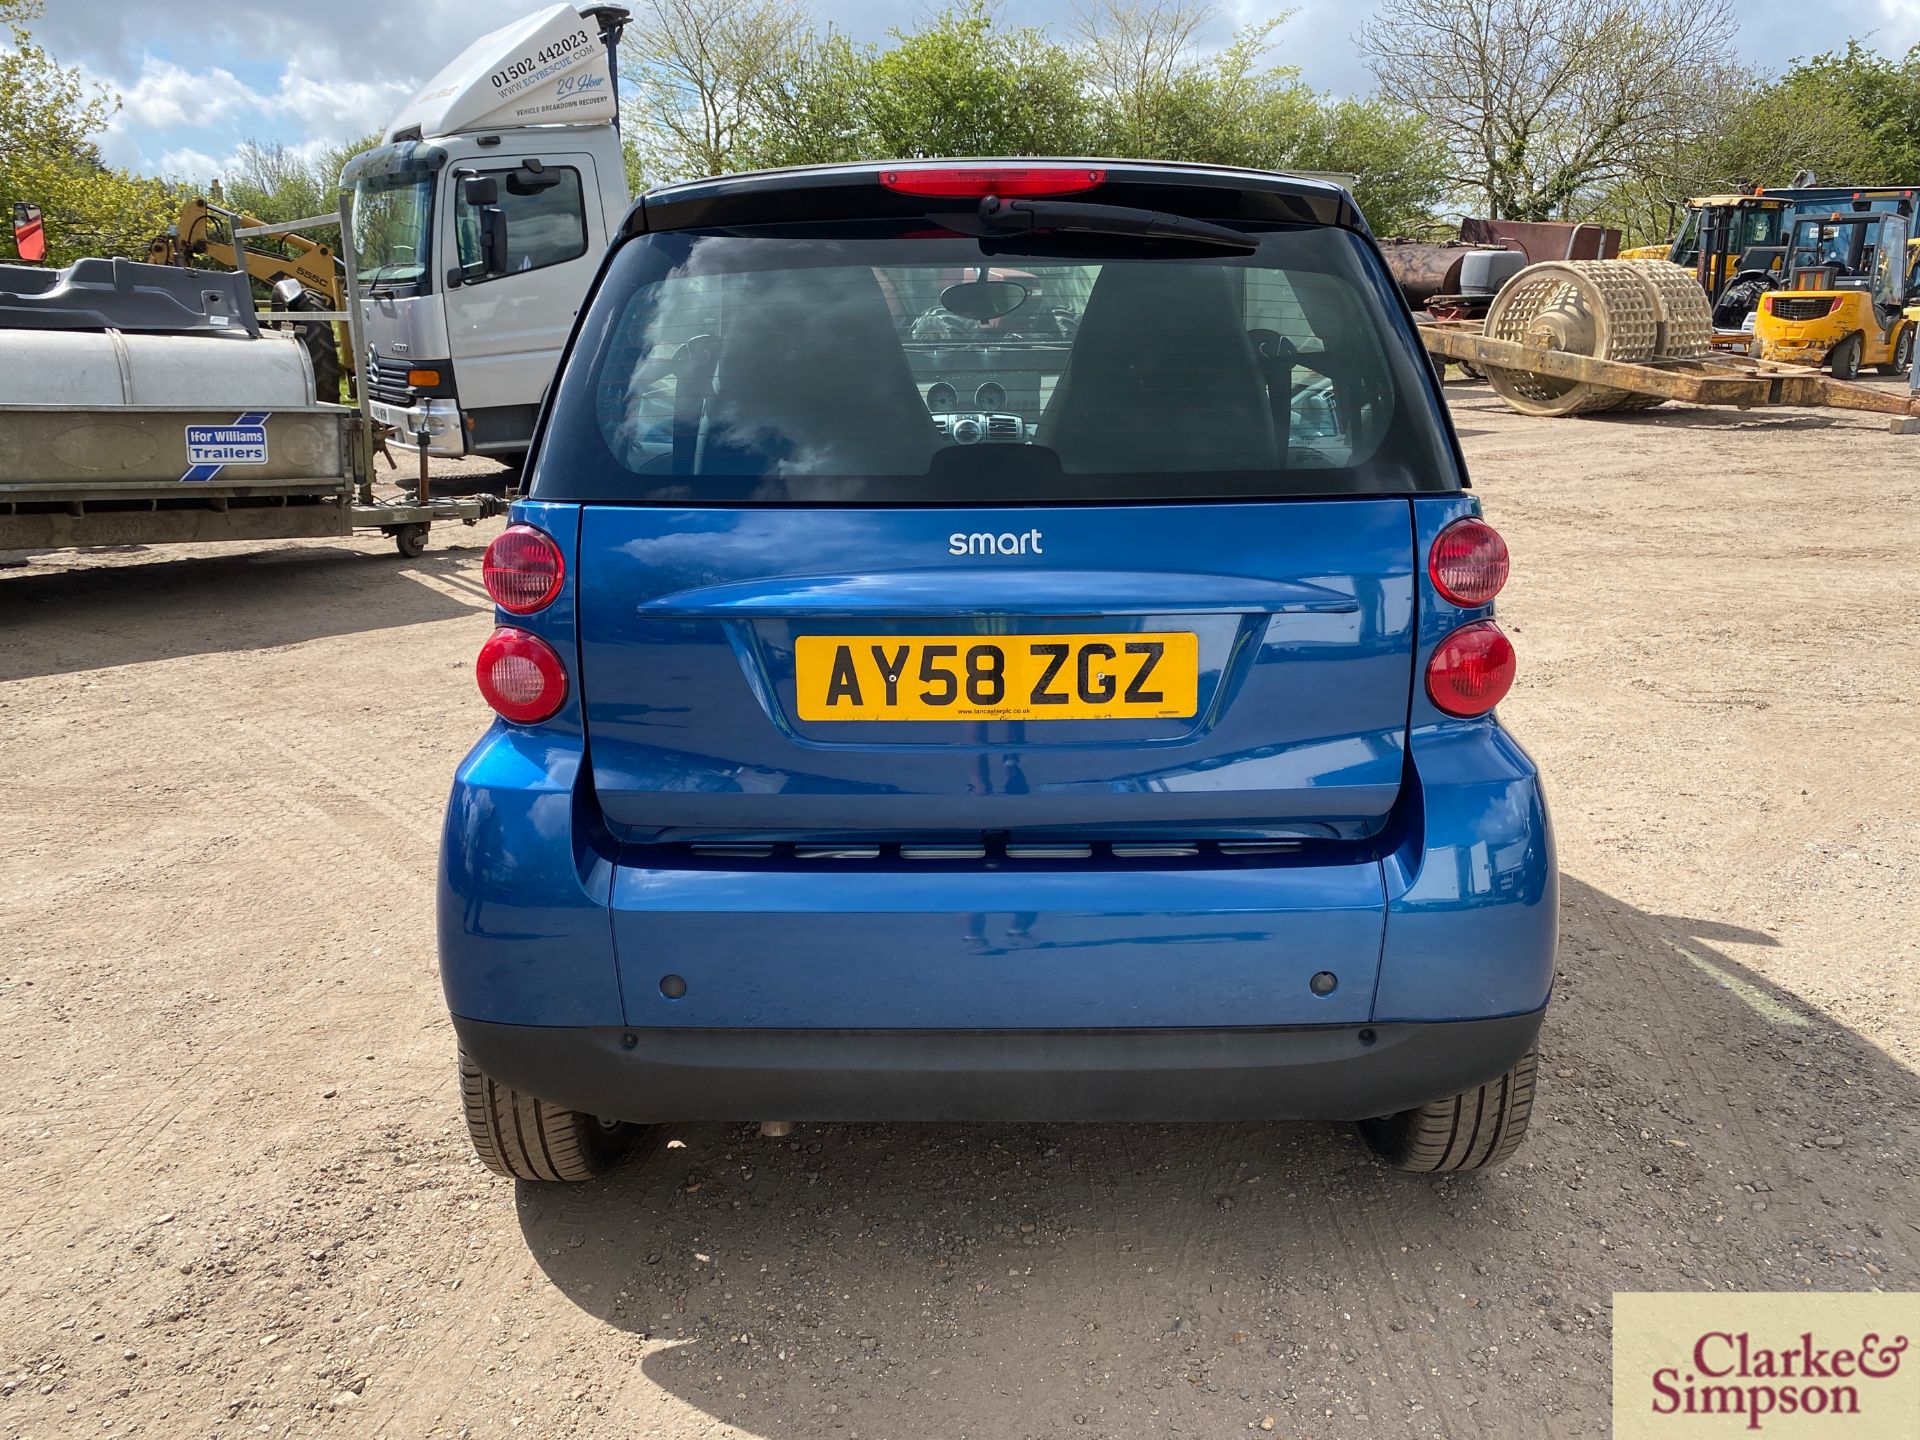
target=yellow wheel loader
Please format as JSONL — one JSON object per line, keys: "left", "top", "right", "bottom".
{"left": 1753, "top": 210, "right": 1920, "bottom": 379}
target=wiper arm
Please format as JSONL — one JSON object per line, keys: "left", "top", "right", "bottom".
{"left": 970, "top": 195, "right": 1258, "bottom": 253}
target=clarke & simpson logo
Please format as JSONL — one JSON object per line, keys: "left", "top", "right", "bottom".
{"left": 1614, "top": 1294, "right": 1919, "bottom": 1438}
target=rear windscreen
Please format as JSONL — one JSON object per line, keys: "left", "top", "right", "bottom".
{"left": 532, "top": 220, "right": 1461, "bottom": 504}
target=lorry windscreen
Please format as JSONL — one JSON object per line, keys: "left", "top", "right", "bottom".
{"left": 532, "top": 219, "right": 1462, "bottom": 505}
{"left": 351, "top": 174, "right": 435, "bottom": 296}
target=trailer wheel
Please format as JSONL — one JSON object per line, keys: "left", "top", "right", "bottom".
{"left": 393, "top": 523, "right": 429, "bottom": 558}
{"left": 1358, "top": 1049, "right": 1538, "bottom": 1172}
{"left": 1829, "top": 333, "right": 1863, "bottom": 381}
{"left": 459, "top": 1048, "right": 636, "bottom": 1183}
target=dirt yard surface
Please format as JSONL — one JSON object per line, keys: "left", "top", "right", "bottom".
{"left": 3, "top": 397, "right": 1917, "bottom": 1440}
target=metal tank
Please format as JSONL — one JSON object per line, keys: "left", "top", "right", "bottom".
{"left": 0, "top": 259, "right": 357, "bottom": 549}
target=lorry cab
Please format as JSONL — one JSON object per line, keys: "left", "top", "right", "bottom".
{"left": 341, "top": 4, "right": 630, "bottom": 465}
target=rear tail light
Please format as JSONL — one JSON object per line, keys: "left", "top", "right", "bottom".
{"left": 483, "top": 524, "right": 564, "bottom": 613}
{"left": 1428, "top": 517, "right": 1509, "bottom": 606}
{"left": 476, "top": 626, "right": 567, "bottom": 724}
{"left": 1426, "top": 621, "right": 1515, "bottom": 718}
{"left": 880, "top": 165, "right": 1106, "bottom": 198}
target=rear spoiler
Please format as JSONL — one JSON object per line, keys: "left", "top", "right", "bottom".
{"left": 628, "top": 159, "right": 1368, "bottom": 238}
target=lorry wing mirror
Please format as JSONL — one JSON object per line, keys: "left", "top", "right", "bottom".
{"left": 506, "top": 159, "right": 562, "bottom": 196}
{"left": 475, "top": 205, "right": 510, "bottom": 281}
{"left": 457, "top": 173, "right": 511, "bottom": 282}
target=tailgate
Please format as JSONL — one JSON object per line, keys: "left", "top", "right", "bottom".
{"left": 576, "top": 499, "right": 1415, "bottom": 841}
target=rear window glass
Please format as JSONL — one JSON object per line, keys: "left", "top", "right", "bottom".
{"left": 532, "top": 220, "right": 1459, "bottom": 504}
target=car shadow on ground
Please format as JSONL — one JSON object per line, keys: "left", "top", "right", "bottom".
{"left": 513, "top": 874, "right": 1920, "bottom": 1438}
{"left": 0, "top": 543, "right": 490, "bottom": 682}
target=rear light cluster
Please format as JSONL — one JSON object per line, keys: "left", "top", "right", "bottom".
{"left": 1427, "top": 516, "right": 1508, "bottom": 605}
{"left": 477, "top": 525, "right": 567, "bottom": 724}
{"left": 1425, "top": 517, "right": 1515, "bottom": 718}
{"left": 483, "top": 524, "right": 565, "bottom": 613}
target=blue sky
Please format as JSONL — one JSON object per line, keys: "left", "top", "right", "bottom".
{"left": 32, "top": 0, "right": 1920, "bottom": 184}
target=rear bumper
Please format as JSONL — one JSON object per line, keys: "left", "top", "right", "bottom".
{"left": 438, "top": 721, "right": 1558, "bottom": 1036}
{"left": 1756, "top": 333, "right": 1834, "bottom": 365}
{"left": 452, "top": 1007, "right": 1546, "bottom": 1123}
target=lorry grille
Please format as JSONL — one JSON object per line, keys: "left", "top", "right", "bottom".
{"left": 367, "top": 356, "right": 416, "bottom": 406}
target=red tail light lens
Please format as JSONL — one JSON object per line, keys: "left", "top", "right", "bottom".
{"left": 476, "top": 626, "right": 567, "bottom": 724}
{"left": 880, "top": 165, "right": 1106, "bottom": 198}
{"left": 483, "top": 525, "right": 564, "bottom": 614}
{"left": 1428, "top": 517, "right": 1509, "bottom": 606}
{"left": 1426, "top": 621, "right": 1516, "bottom": 718}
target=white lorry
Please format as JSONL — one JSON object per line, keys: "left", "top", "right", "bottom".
{"left": 341, "top": 4, "right": 632, "bottom": 466}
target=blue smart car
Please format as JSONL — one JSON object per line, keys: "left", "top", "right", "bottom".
{"left": 443, "top": 160, "right": 1555, "bottom": 1182}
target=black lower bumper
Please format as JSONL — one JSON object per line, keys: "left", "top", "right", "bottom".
{"left": 452, "top": 1010, "right": 1546, "bottom": 1123}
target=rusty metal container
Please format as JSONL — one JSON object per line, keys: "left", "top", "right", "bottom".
{"left": 1459, "top": 219, "right": 1621, "bottom": 264}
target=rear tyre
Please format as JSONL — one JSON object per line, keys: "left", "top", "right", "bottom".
{"left": 1879, "top": 325, "right": 1914, "bottom": 377}
{"left": 1358, "top": 1049, "right": 1538, "bottom": 1172}
{"left": 458, "top": 1048, "right": 634, "bottom": 1182}
{"left": 1828, "top": 333, "right": 1863, "bottom": 381}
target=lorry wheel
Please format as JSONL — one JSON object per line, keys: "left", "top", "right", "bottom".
{"left": 458, "top": 1048, "right": 634, "bottom": 1182}
{"left": 1880, "top": 326, "right": 1914, "bottom": 377}
{"left": 1828, "top": 334, "right": 1863, "bottom": 381}
{"left": 1358, "top": 1049, "right": 1537, "bottom": 1172}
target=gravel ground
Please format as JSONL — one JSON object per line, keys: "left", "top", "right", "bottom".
{"left": 1, "top": 394, "right": 1916, "bottom": 1439}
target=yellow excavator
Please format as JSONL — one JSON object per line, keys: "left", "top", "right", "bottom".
{"left": 146, "top": 195, "right": 350, "bottom": 401}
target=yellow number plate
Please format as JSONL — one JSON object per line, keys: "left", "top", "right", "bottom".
{"left": 794, "top": 632, "right": 1199, "bottom": 722}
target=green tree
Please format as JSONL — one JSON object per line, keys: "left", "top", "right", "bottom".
{"left": 219, "top": 135, "right": 381, "bottom": 225}
{"left": 609, "top": 0, "right": 1444, "bottom": 231}
{"left": 1073, "top": 0, "right": 1446, "bottom": 231}
{"left": 0, "top": 0, "right": 181, "bottom": 265}
{"left": 856, "top": 4, "right": 1094, "bottom": 160}
{"left": 1772, "top": 42, "right": 1920, "bottom": 181}
{"left": 1591, "top": 78, "right": 1877, "bottom": 245}
{"left": 1290, "top": 98, "right": 1449, "bottom": 236}
{"left": 621, "top": 0, "right": 810, "bottom": 182}
{"left": 1359, "top": 0, "right": 1737, "bottom": 219}
{"left": 739, "top": 29, "right": 872, "bottom": 170}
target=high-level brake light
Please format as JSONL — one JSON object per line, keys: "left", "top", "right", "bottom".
{"left": 880, "top": 166, "right": 1107, "bottom": 198}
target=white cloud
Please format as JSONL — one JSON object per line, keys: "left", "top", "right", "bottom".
{"left": 95, "top": 48, "right": 413, "bottom": 178}
{"left": 1871, "top": 0, "right": 1920, "bottom": 49}
{"left": 118, "top": 56, "right": 260, "bottom": 131}
{"left": 155, "top": 146, "right": 230, "bottom": 184}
